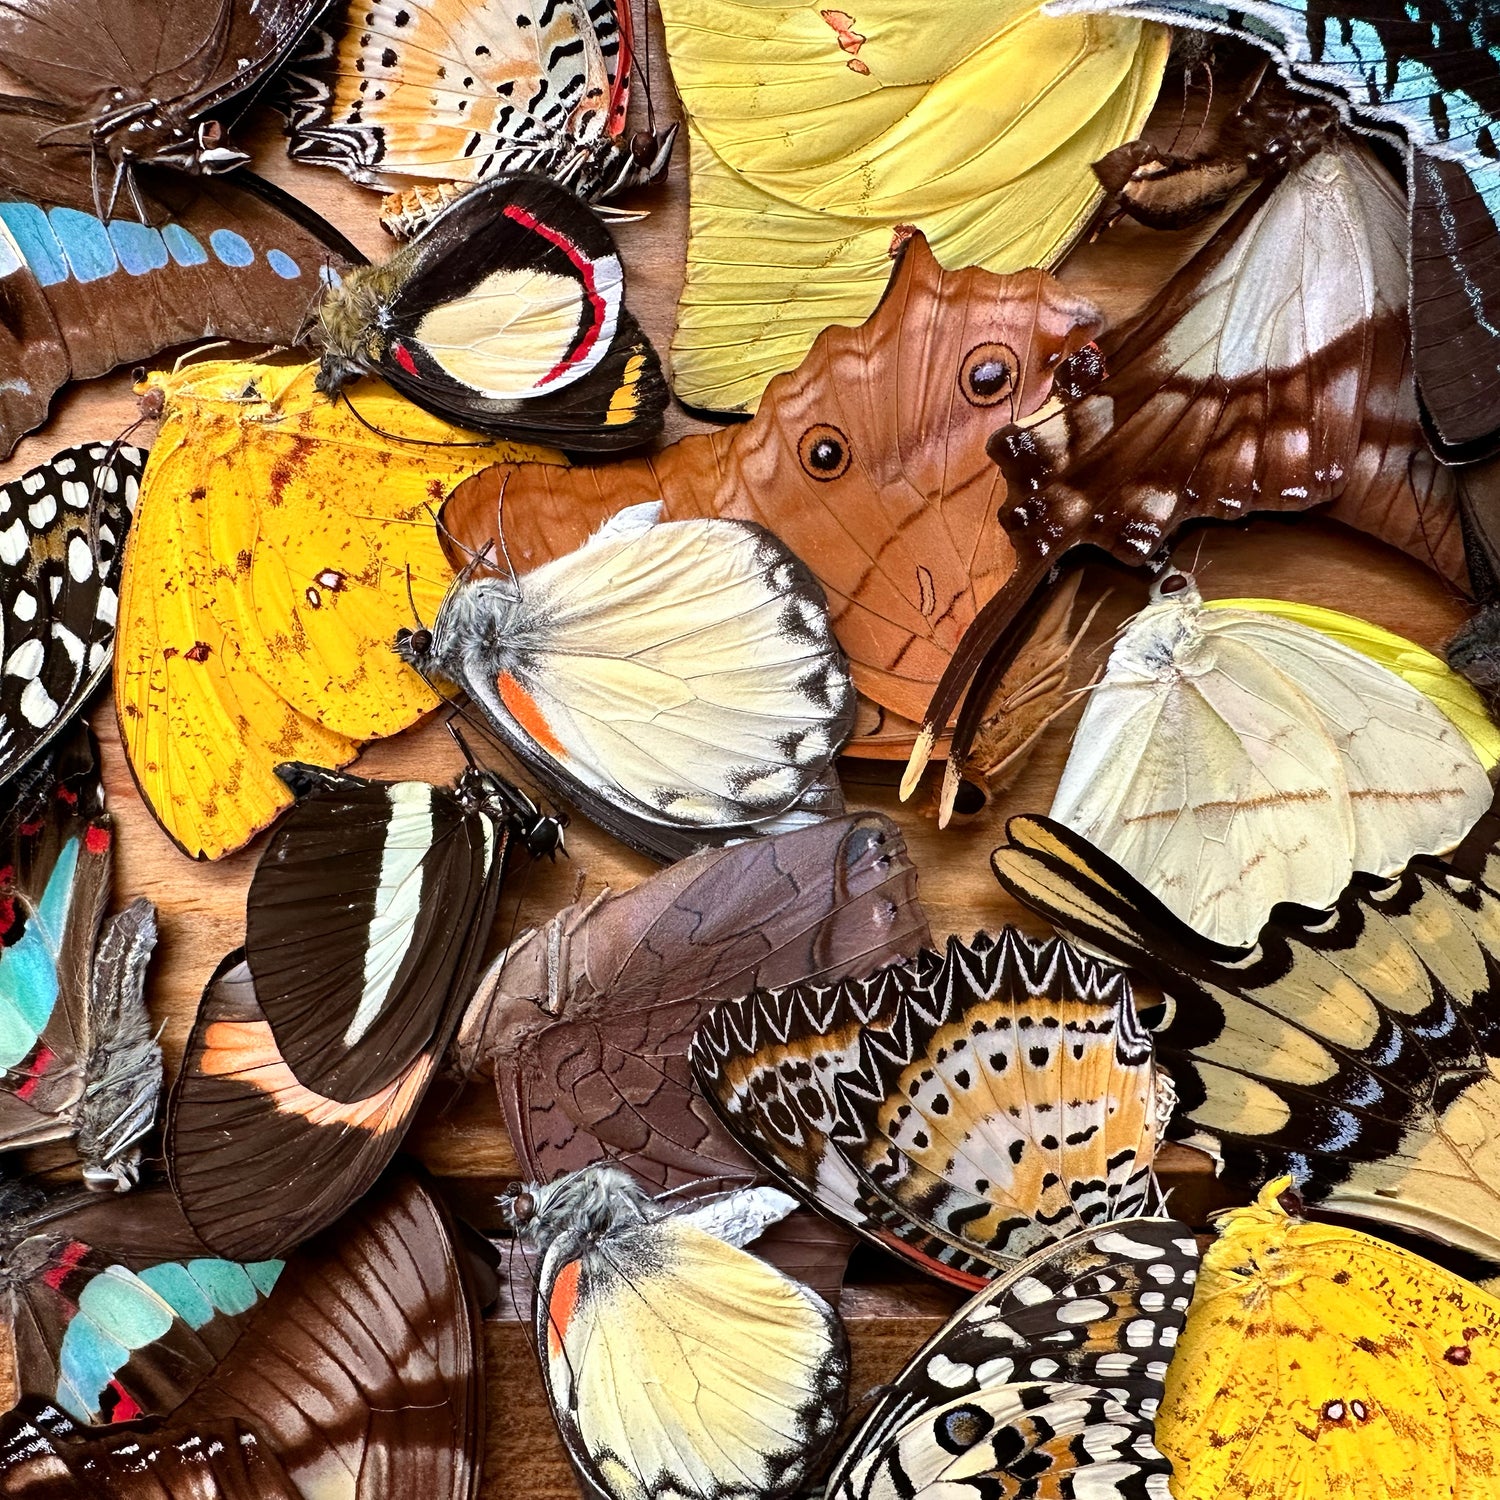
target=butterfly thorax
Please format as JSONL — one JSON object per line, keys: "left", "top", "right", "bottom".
{"left": 503, "top": 1163, "right": 655, "bottom": 1258}
{"left": 313, "top": 259, "right": 414, "bottom": 396}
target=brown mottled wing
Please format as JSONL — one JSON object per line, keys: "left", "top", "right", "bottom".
{"left": 439, "top": 233, "right": 1103, "bottom": 724}
{"left": 921, "top": 142, "right": 1464, "bottom": 786}
{"left": 460, "top": 813, "right": 932, "bottom": 1295}
{"left": 179, "top": 1175, "right": 482, "bottom": 1500}
{"left": 0, "top": 98, "right": 362, "bottom": 458}
{"left": 165, "top": 954, "right": 439, "bottom": 1261}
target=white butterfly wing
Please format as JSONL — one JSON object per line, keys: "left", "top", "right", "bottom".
{"left": 539, "top": 1217, "right": 847, "bottom": 1500}
{"left": 1200, "top": 608, "right": 1491, "bottom": 879}
{"left": 1052, "top": 616, "right": 1353, "bottom": 946}
{"left": 458, "top": 519, "right": 855, "bottom": 830}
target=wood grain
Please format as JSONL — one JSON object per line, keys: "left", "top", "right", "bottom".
{"left": 0, "top": 15, "right": 1480, "bottom": 1494}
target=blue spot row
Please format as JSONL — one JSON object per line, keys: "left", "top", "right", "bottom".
{"left": 0, "top": 203, "right": 303, "bottom": 286}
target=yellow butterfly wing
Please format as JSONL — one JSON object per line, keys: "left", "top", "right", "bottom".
{"left": 1160, "top": 1179, "right": 1500, "bottom": 1498}
{"left": 1206, "top": 597, "right": 1500, "bottom": 770}
{"left": 116, "top": 359, "right": 552, "bottom": 859}
{"left": 660, "top": 0, "right": 1167, "bottom": 412}
{"left": 542, "top": 1216, "right": 847, "bottom": 1500}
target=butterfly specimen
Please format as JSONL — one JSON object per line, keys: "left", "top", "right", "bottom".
{"left": 501, "top": 1163, "right": 848, "bottom": 1500}
{"left": 458, "top": 811, "right": 931, "bottom": 1296}
{"left": 822, "top": 1216, "right": 1198, "bottom": 1500}
{"left": 908, "top": 139, "right": 1470, "bottom": 814}
{"left": 398, "top": 504, "right": 856, "bottom": 861}
{"left": 312, "top": 174, "right": 667, "bottom": 450}
{"left": 0, "top": 103, "right": 362, "bottom": 458}
{"left": 0, "top": 1172, "right": 483, "bottom": 1499}
{"left": 1047, "top": 0, "right": 1500, "bottom": 460}
{"left": 286, "top": 0, "right": 676, "bottom": 221}
{"left": 166, "top": 762, "right": 561, "bottom": 1260}
{"left": 654, "top": 0, "right": 1166, "bottom": 412}
{"left": 437, "top": 234, "right": 1107, "bottom": 740}
{"left": 0, "top": 443, "right": 140, "bottom": 789}
{"left": 0, "top": 728, "right": 159, "bottom": 1189}
{"left": 1046, "top": 570, "right": 1492, "bottom": 947}
{"left": 0, "top": 1180, "right": 280, "bottom": 1424}
{"left": 0, "top": 0, "right": 328, "bottom": 187}
{"left": 1161, "top": 1178, "right": 1500, "bottom": 1496}
{"left": 691, "top": 928, "right": 1170, "bottom": 1289}
{"left": 993, "top": 805, "right": 1500, "bottom": 1266}
{"left": 113, "top": 357, "right": 550, "bottom": 861}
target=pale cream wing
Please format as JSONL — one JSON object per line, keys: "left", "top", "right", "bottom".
{"left": 1200, "top": 608, "right": 1491, "bottom": 877}
{"left": 540, "top": 1219, "right": 847, "bottom": 1500}
{"left": 1049, "top": 640, "right": 1353, "bottom": 946}
{"left": 470, "top": 519, "right": 856, "bottom": 829}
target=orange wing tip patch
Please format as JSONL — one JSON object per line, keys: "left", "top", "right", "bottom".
{"left": 497, "top": 671, "right": 568, "bottom": 759}
{"left": 547, "top": 1259, "right": 583, "bottom": 1360}
{"left": 605, "top": 355, "right": 646, "bottom": 425}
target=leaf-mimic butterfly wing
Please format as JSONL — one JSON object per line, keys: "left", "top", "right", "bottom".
{"left": 114, "top": 358, "right": 550, "bottom": 860}
{"left": 692, "top": 929, "right": 1169, "bottom": 1288}
{"left": 245, "top": 766, "right": 495, "bottom": 1101}
{"left": 0, "top": 443, "right": 140, "bottom": 788}
{"left": 993, "top": 805, "right": 1500, "bottom": 1265}
{"left": 315, "top": 175, "right": 667, "bottom": 450}
{"left": 510, "top": 1165, "right": 847, "bottom": 1500}
{"left": 823, "top": 1216, "right": 1198, "bottom": 1500}
{"left": 1047, "top": 0, "right": 1500, "bottom": 458}
{"left": 459, "top": 812, "right": 931, "bottom": 1295}
{"left": 437, "top": 235, "right": 1106, "bottom": 731}
{"left": 0, "top": 101, "right": 363, "bottom": 458}
{"left": 1160, "top": 1179, "right": 1500, "bottom": 1495}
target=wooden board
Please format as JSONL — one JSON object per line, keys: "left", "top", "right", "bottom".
{"left": 0, "top": 17, "right": 1481, "bottom": 1494}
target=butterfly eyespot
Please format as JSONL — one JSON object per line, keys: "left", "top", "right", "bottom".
{"left": 960, "top": 342, "right": 1019, "bottom": 407}
{"left": 936, "top": 1403, "right": 994, "bottom": 1454}
{"left": 1446, "top": 1345, "right": 1472, "bottom": 1365}
{"left": 1350, "top": 1400, "right": 1368, "bottom": 1421}
{"left": 798, "top": 425, "right": 851, "bottom": 480}
{"left": 1321, "top": 1400, "right": 1347, "bottom": 1423}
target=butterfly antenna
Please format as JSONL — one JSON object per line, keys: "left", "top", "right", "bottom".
{"left": 492, "top": 476, "right": 523, "bottom": 601}
{"left": 404, "top": 562, "right": 426, "bottom": 631}
{"left": 336, "top": 389, "right": 492, "bottom": 448}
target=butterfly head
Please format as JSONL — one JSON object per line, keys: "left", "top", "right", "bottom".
{"left": 1149, "top": 570, "right": 1202, "bottom": 607}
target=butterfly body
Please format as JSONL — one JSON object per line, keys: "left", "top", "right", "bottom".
{"left": 312, "top": 173, "right": 666, "bottom": 449}
{"left": 504, "top": 1164, "right": 848, "bottom": 1500}
{"left": 398, "top": 508, "right": 856, "bottom": 861}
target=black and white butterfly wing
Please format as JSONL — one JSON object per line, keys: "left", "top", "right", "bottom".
{"left": 323, "top": 175, "right": 667, "bottom": 450}
{"left": 407, "top": 511, "right": 856, "bottom": 861}
{"left": 245, "top": 766, "right": 498, "bottom": 1101}
{"left": 825, "top": 1217, "right": 1198, "bottom": 1500}
{"left": 0, "top": 443, "right": 140, "bottom": 789}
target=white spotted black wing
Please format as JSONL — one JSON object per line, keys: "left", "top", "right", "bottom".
{"left": 0, "top": 443, "right": 140, "bottom": 789}
{"left": 691, "top": 930, "right": 1168, "bottom": 1289}
{"left": 824, "top": 1217, "right": 1198, "bottom": 1500}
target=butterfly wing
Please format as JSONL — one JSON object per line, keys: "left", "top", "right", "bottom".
{"left": 245, "top": 769, "right": 495, "bottom": 1101}
{"left": 1048, "top": 0, "right": 1500, "bottom": 456}
{"left": 344, "top": 176, "right": 667, "bottom": 450}
{"left": 693, "top": 931, "right": 1167, "bottom": 1287}
{"left": 1161, "top": 1182, "right": 1500, "bottom": 1494}
{"left": 427, "top": 516, "right": 855, "bottom": 855}
{"left": 285, "top": 0, "right": 627, "bottom": 191}
{"left": 824, "top": 1216, "right": 1198, "bottom": 1499}
{"left": 659, "top": 0, "right": 1165, "bottom": 412}
{"left": 537, "top": 1213, "right": 847, "bottom": 1500}
{"left": 114, "top": 358, "right": 549, "bottom": 861}
{"left": 0, "top": 100, "right": 363, "bottom": 458}
{"left": 0, "top": 443, "right": 139, "bottom": 787}
{"left": 993, "top": 810, "right": 1500, "bottom": 1264}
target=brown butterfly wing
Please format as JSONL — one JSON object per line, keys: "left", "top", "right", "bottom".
{"left": 178, "top": 1175, "right": 482, "bottom": 1500}
{"left": 165, "top": 954, "right": 440, "bottom": 1261}
{"left": 439, "top": 233, "right": 1103, "bottom": 725}
{"left": 0, "top": 99, "right": 361, "bottom": 457}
